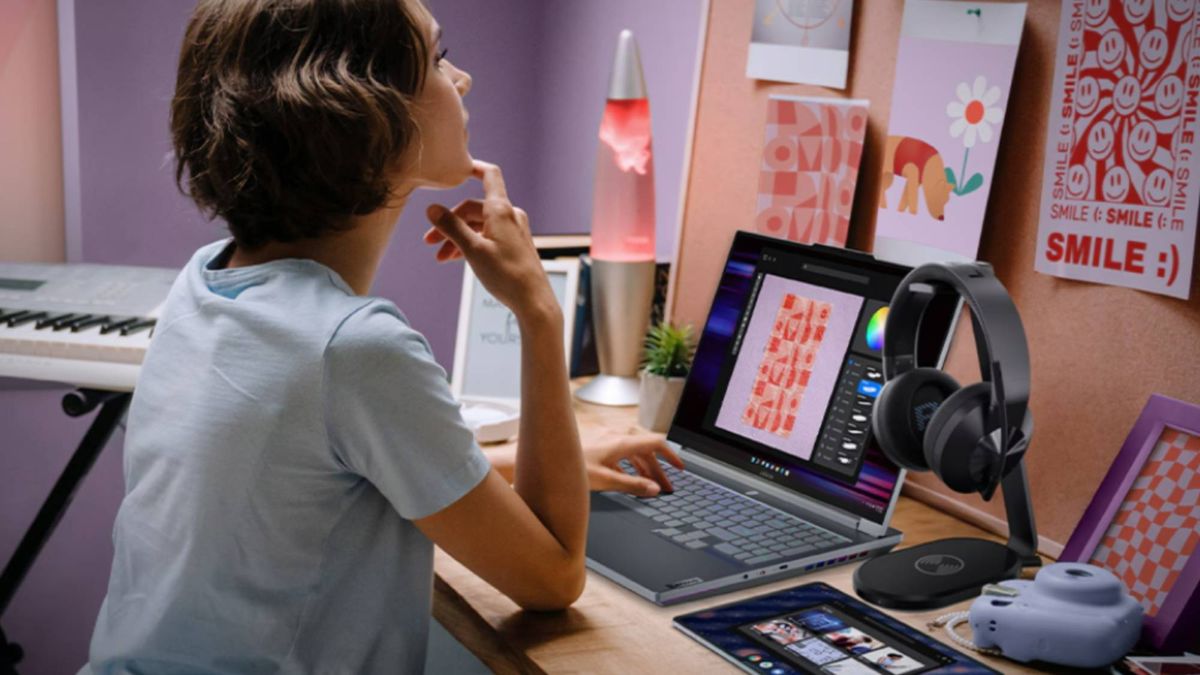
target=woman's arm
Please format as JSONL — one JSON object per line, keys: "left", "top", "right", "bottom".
{"left": 414, "top": 161, "right": 589, "bottom": 610}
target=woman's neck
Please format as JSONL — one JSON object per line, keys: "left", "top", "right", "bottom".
{"left": 227, "top": 200, "right": 406, "bottom": 295}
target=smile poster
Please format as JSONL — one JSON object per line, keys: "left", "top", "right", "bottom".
{"left": 872, "top": 1, "right": 1027, "bottom": 267}
{"left": 1035, "top": 0, "right": 1199, "bottom": 300}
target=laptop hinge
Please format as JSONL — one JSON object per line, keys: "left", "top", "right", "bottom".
{"left": 856, "top": 517, "right": 887, "bottom": 537}
{"left": 675, "top": 446, "right": 864, "bottom": 532}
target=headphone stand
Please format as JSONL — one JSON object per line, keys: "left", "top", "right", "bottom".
{"left": 852, "top": 461, "right": 1042, "bottom": 610}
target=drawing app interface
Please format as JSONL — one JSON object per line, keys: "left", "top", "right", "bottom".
{"left": 704, "top": 248, "right": 891, "bottom": 481}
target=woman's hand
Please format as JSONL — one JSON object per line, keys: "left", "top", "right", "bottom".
{"left": 584, "top": 436, "right": 686, "bottom": 497}
{"left": 424, "top": 161, "right": 558, "bottom": 322}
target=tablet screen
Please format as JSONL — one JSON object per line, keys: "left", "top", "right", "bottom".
{"left": 674, "top": 582, "right": 998, "bottom": 675}
{"left": 742, "top": 604, "right": 939, "bottom": 674}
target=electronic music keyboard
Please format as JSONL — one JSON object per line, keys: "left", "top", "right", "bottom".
{"left": 0, "top": 262, "right": 179, "bottom": 391}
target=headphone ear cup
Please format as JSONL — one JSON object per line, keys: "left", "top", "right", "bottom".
{"left": 925, "top": 382, "right": 994, "bottom": 493}
{"left": 871, "top": 368, "right": 960, "bottom": 471}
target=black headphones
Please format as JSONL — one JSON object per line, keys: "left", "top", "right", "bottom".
{"left": 871, "top": 262, "right": 1032, "bottom": 500}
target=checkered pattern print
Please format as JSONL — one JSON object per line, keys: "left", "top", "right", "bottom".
{"left": 1090, "top": 427, "right": 1200, "bottom": 616}
{"left": 755, "top": 97, "right": 868, "bottom": 247}
{"left": 741, "top": 294, "right": 831, "bottom": 438}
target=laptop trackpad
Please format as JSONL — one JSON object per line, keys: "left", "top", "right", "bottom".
{"left": 586, "top": 493, "right": 741, "bottom": 594}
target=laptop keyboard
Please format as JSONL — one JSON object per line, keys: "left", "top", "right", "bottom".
{"left": 614, "top": 461, "right": 851, "bottom": 566}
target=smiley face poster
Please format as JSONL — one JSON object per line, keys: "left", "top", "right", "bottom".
{"left": 1035, "top": 0, "right": 1200, "bottom": 300}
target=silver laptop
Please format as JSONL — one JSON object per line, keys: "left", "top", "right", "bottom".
{"left": 585, "top": 232, "right": 958, "bottom": 605}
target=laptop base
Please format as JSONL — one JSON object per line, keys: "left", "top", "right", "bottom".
{"left": 587, "top": 492, "right": 901, "bottom": 606}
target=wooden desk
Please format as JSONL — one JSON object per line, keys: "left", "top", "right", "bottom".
{"left": 433, "top": 400, "right": 1045, "bottom": 674}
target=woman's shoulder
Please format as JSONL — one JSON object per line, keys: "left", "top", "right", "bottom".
{"left": 325, "top": 298, "right": 435, "bottom": 368}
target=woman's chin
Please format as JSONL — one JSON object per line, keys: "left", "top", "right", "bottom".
{"left": 435, "top": 154, "right": 476, "bottom": 189}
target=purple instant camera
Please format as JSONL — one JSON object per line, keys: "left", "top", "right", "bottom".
{"left": 969, "top": 562, "right": 1143, "bottom": 668}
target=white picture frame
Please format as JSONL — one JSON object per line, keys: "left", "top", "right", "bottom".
{"left": 451, "top": 259, "right": 579, "bottom": 403}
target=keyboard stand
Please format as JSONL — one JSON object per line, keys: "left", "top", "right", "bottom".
{"left": 0, "top": 389, "right": 131, "bottom": 673}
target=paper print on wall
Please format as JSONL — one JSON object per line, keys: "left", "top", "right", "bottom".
{"left": 1035, "top": 0, "right": 1199, "bottom": 300}
{"left": 756, "top": 96, "right": 868, "bottom": 247}
{"left": 873, "top": 1, "right": 1027, "bottom": 267}
{"left": 740, "top": 294, "right": 832, "bottom": 438}
{"left": 716, "top": 275, "right": 862, "bottom": 462}
{"left": 747, "top": 0, "right": 855, "bottom": 89}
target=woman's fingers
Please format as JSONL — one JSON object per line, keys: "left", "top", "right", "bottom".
{"left": 423, "top": 226, "right": 445, "bottom": 245}
{"left": 653, "top": 442, "right": 686, "bottom": 471}
{"left": 452, "top": 199, "right": 485, "bottom": 223}
{"left": 611, "top": 440, "right": 672, "bottom": 494}
{"left": 592, "top": 466, "right": 660, "bottom": 497}
{"left": 612, "top": 436, "right": 683, "bottom": 492}
{"left": 436, "top": 239, "right": 463, "bottom": 262}
{"left": 425, "top": 200, "right": 485, "bottom": 242}
{"left": 426, "top": 204, "right": 483, "bottom": 257}
{"left": 637, "top": 451, "right": 674, "bottom": 493}
{"left": 424, "top": 199, "right": 487, "bottom": 258}
{"left": 473, "top": 160, "right": 508, "bottom": 201}
{"left": 628, "top": 454, "right": 656, "bottom": 482}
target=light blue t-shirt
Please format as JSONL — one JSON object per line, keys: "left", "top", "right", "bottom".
{"left": 86, "top": 240, "right": 491, "bottom": 674}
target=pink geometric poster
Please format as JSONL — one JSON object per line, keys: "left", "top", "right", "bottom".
{"left": 740, "top": 293, "right": 832, "bottom": 438}
{"left": 755, "top": 96, "right": 868, "bottom": 248}
{"left": 1035, "top": 0, "right": 1199, "bottom": 300}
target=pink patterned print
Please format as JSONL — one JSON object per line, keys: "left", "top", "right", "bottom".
{"left": 741, "top": 294, "right": 832, "bottom": 438}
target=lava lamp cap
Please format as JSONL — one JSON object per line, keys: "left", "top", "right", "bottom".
{"left": 607, "top": 29, "right": 648, "bottom": 100}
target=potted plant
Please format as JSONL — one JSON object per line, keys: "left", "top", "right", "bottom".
{"left": 638, "top": 322, "right": 695, "bottom": 432}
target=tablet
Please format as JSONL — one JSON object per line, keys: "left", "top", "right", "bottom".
{"left": 673, "top": 582, "right": 999, "bottom": 675}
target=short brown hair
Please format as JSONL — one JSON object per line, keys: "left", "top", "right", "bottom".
{"left": 171, "top": 0, "right": 430, "bottom": 249}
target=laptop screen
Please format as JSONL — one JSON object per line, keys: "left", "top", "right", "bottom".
{"left": 670, "top": 232, "right": 956, "bottom": 524}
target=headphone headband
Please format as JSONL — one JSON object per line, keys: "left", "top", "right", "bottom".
{"left": 882, "top": 263, "right": 1031, "bottom": 456}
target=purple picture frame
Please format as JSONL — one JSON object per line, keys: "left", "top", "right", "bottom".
{"left": 1060, "top": 394, "right": 1200, "bottom": 653}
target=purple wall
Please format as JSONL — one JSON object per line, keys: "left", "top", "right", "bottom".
{"left": 72, "top": 0, "right": 548, "bottom": 363}
{"left": 74, "top": 0, "right": 223, "bottom": 268}
{"left": 0, "top": 386, "right": 126, "bottom": 675}
{"left": 1, "top": 2, "right": 703, "bottom": 673}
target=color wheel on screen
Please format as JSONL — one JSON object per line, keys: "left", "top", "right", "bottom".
{"left": 866, "top": 307, "right": 888, "bottom": 350}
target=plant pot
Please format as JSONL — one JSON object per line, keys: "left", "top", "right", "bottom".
{"left": 638, "top": 371, "right": 687, "bottom": 433}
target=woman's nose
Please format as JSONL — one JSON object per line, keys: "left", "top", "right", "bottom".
{"left": 454, "top": 65, "right": 473, "bottom": 97}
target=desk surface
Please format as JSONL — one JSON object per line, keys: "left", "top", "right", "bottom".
{"left": 433, "top": 398, "right": 1044, "bottom": 674}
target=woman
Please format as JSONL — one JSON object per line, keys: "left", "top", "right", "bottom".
{"left": 84, "top": 0, "right": 681, "bottom": 672}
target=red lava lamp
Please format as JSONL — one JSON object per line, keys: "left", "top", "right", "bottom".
{"left": 576, "top": 29, "right": 658, "bottom": 406}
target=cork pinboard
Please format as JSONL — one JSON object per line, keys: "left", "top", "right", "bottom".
{"left": 668, "top": 0, "right": 1200, "bottom": 555}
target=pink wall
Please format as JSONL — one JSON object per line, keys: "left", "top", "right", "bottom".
{"left": 0, "top": 0, "right": 63, "bottom": 262}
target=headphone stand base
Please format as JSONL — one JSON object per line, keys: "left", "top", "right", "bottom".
{"left": 854, "top": 462, "right": 1042, "bottom": 609}
{"left": 852, "top": 537, "right": 1023, "bottom": 610}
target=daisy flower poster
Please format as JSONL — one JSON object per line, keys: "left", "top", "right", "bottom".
{"left": 873, "top": 1, "right": 1027, "bottom": 267}
{"left": 1034, "top": 0, "right": 1199, "bottom": 300}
